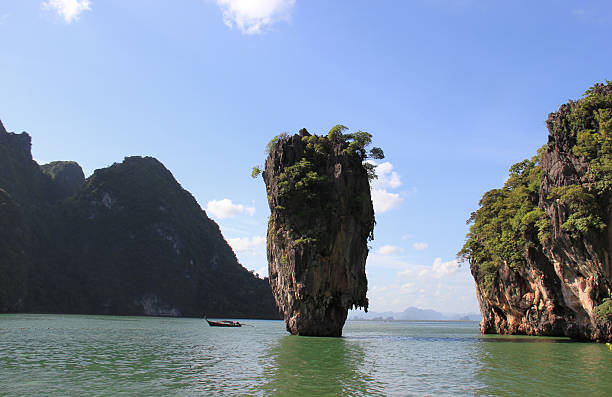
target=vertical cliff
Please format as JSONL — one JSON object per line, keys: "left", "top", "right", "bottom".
{"left": 461, "top": 82, "right": 612, "bottom": 342}
{"left": 262, "top": 127, "right": 379, "bottom": 336}
{"left": 0, "top": 120, "right": 279, "bottom": 319}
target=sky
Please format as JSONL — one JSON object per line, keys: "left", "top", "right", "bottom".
{"left": 1, "top": 0, "right": 611, "bottom": 314}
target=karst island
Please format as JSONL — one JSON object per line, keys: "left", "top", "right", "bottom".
{"left": 252, "top": 126, "right": 384, "bottom": 336}
{"left": 460, "top": 81, "right": 612, "bottom": 342}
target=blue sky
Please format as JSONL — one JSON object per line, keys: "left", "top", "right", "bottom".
{"left": 1, "top": 0, "right": 610, "bottom": 314}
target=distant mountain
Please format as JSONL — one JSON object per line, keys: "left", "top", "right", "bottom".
{"left": 349, "top": 307, "right": 481, "bottom": 321}
{"left": 0, "top": 120, "right": 279, "bottom": 319}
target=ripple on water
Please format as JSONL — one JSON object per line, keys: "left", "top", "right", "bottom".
{"left": 1, "top": 315, "right": 611, "bottom": 396}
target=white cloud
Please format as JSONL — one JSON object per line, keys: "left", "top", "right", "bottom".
{"left": 396, "top": 258, "right": 460, "bottom": 280}
{"left": 206, "top": 198, "right": 256, "bottom": 219}
{"left": 227, "top": 236, "right": 266, "bottom": 256}
{"left": 368, "top": 161, "right": 403, "bottom": 214}
{"left": 377, "top": 245, "right": 399, "bottom": 256}
{"left": 43, "top": 0, "right": 91, "bottom": 23}
{"left": 371, "top": 188, "right": 403, "bottom": 213}
{"left": 400, "top": 282, "right": 416, "bottom": 294}
{"left": 215, "top": 0, "right": 295, "bottom": 34}
{"left": 413, "top": 242, "right": 428, "bottom": 251}
{"left": 418, "top": 258, "right": 461, "bottom": 279}
{"left": 371, "top": 161, "right": 401, "bottom": 189}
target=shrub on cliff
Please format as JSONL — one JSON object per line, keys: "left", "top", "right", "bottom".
{"left": 459, "top": 81, "right": 612, "bottom": 295}
{"left": 458, "top": 156, "right": 546, "bottom": 293}
{"left": 255, "top": 125, "right": 384, "bottom": 245}
{"left": 254, "top": 125, "right": 384, "bottom": 182}
{"left": 594, "top": 296, "right": 612, "bottom": 321}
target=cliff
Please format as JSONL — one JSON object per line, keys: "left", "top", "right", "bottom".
{"left": 461, "top": 82, "right": 612, "bottom": 342}
{"left": 0, "top": 121, "right": 279, "bottom": 319}
{"left": 261, "top": 127, "right": 379, "bottom": 336}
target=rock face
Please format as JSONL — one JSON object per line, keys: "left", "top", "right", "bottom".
{"left": 40, "top": 161, "right": 85, "bottom": 200}
{"left": 0, "top": 120, "right": 279, "bottom": 319}
{"left": 263, "top": 130, "right": 374, "bottom": 336}
{"left": 466, "top": 83, "right": 612, "bottom": 342}
{"left": 0, "top": 188, "right": 31, "bottom": 312}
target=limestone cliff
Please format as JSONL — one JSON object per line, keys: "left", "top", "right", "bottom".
{"left": 262, "top": 128, "right": 377, "bottom": 336}
{"left": 462, "top": 82, "right": 612, "bottom": 342}
{"left": 0, "top": 120, "right": 279, "bottom": 319}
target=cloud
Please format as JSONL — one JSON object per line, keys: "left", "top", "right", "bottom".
{"left": 206, "top": 198, "right": 256, "bottom": 219}
{"left": 377, "top": 245, "right": 399, "bottom": 255}
{"left": 215, "top": 0, "right": 295, "bottom": 34}
{"left": 413, "top": 242, "right": 428, "bottom": 251}
{"left": 368, "top": 161, "right": 403, "bottom": 214}
{"left": 400, "top": 282, "right": 416, "bottom": 294}
{"left": 418, "top": 258, "right": 461, "bottom": 279}
{"left": 371, "top": 188, "right": 403, "bottom": 213}
{"left": 227, "top": 236, "right": 266, "bottom": 256}
{"left": 395, "top": 258, "right": 460, "bottom": 280}
{"left": 371, "top": 161, "right": 401, "bottom": 189}
{"left": 42, "top": 0, "right": 91, "bottom": 23}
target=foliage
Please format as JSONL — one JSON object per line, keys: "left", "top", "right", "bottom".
{"left": 294, "top": 237, "right": 318, "bottom": 245}
{"left": 570, "top": 83, "right": 612, "bottom": 194}
{"left": 543, "top": 81, "right": 612, "bottom": 238}
{"left": 277, "top": 158, "right": 332, "bottom": 204}
{"left": 260, "top": 125, "right": 382, "bottom": 248}
{"left": 593, "top": 295, "right": 612, "bottom": 321}
{"left": 369, "top": 147, "right": 385, "bottom": 160}
{"left": 265, "top": 132, "right": 289, "bottom": 154}
{"left": 547, "top": 185, "right": 606, "bottom": 237}
{"left": 256, "top": 124, "right": 385, "bottom": 181}
{"left": 458, "top": 156, "right": 547, "bottom": 293}
{"left": 327, "top": 124, "right": 349, "bottom": 142}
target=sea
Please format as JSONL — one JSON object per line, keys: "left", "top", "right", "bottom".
{"left": 0, "top": 314, "right": 610, "bottom": 396}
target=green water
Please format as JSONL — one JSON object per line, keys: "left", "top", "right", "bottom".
{"left": 0, "top": 315, "right": 610, "bottom": 396}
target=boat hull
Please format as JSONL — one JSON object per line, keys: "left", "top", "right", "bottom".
{"left": 206, "top": 320, "right": 241, "bottom": 327}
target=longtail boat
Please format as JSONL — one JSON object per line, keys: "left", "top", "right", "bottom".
{"left": 206, "top": 319, "right": 242, "bottom": 327}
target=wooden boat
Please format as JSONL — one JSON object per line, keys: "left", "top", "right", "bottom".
{"left": 206, "top": 319, "right": 242, "bottom": 327}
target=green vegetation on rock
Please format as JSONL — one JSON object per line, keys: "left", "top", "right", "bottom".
{"left": 458, "top": 156, "right": 546, "bottom": 293}
{"left": 255, "top": 125, "right": 384, "bottom": 245}
{"left": 459, "top": 81, "right": 612, "bottom": 296}
{"left": 594, "top": 296, "right": 612, "bottom": 321}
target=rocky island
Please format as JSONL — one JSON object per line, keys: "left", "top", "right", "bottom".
{"left": 253, "top": 126, "right": 383, "bottom": 336}
{"left": 460, "top": 82, "right": 612, "bottom": 342}
{"left": 0, "top": 119, "right": 278, "bottom": 319}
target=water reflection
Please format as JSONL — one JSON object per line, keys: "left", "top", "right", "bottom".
{"left": 475, "top": 334, "right": 612, "bottom": 396}
{"left": 256, "top": 335, "right": 382, "bottom": 396}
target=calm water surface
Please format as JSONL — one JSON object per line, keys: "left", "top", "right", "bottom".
{"left": 1, "top": 314, "right": 610, "bottom": 396}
